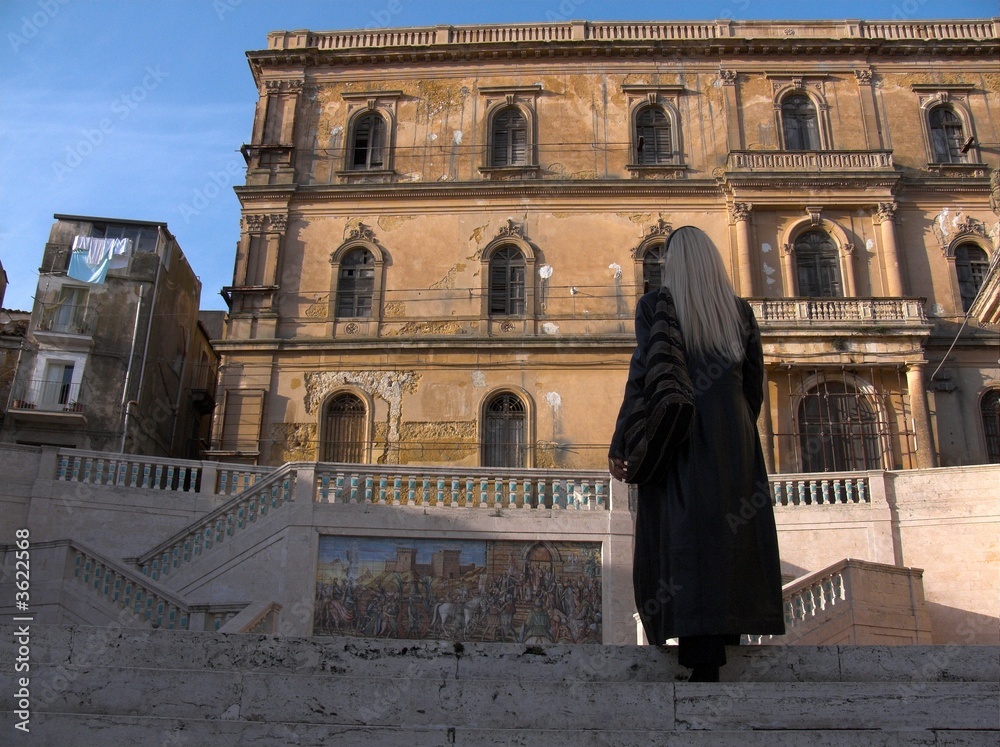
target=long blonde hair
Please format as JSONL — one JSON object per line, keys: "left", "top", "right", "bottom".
{"left": 661, "top": 226, "right": 744, "bottom": 363}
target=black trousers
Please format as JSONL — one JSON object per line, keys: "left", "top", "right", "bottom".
{"left": 677, "top": 634, "right": 741, "bottom": 668}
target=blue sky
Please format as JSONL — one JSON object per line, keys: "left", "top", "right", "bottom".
{"left": 1, "top": 0, "right": 995, "bottom": 313}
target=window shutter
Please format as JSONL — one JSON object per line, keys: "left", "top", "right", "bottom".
{"left": 510, "top": 128, "right": 527, "bottom": 165}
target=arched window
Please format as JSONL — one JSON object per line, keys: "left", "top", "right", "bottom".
{"left": 351, "top": 113, "right": 387, "bottom": 170}
{"left": 336, "top": 248, "right": 375, "bottom": 318}
{"left": 798, "top": 381, "right": 883, "bottom": 472}
{"left": 322, "top": 393, "right": 366, "bottom": 463}
{"left": 642, "top": 243, "right": 666, "bottom": 293}
{"left": 929, "top": 106, "right": 966, "bottom": 164}
{"left": 795, "top": 230, "right": 842, "bottom": 298}
{"left": 781, "top": 94, "right": 821, "bottom": 151}
{"left": 484, "top": 393, "right": 527, "bottom": 468}
{"left": 491, "top": 107, "right": 528, "bottom": 167}
{"left": 634, "top": 106, "right": 672, "bottom": 165}
{"left": 488, "top": 246, "right": 526, "bottom": 316}
{"left": 955, "top": 243, "right": 988, "bottom": 312}
{"left": 982, "top": 389, "right": 1000, "bottom": 464}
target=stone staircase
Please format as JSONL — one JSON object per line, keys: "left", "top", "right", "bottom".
{"left": 1, "top": 624, "right": 996, "bottom": 745}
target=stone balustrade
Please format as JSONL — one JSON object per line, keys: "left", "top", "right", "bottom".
{"left": 727, "top": 150, "right": 894, "bottom": 172}
{"left": 771, "top": 473, "right": 871, "bottom": 506}
{"left": 54, "top": 448, "right": 271, "bottom": 496}
{"left": 69, "top": 541, "right": 192, "bottom": 630}
{"left": 749, "top": 298, "right": 927, "bottom": 326}
{"left": 136, "top": 466, "right": 297, "bottom": 581}
{"left": 315, "top": 464, "right": 610, "bottom": 510}
{"left": 267, "top": 20, "right": 997, "bottom": 51}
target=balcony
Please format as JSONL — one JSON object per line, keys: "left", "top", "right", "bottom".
{"left": 751, "top": 297, "right": 927, "bottom": 326}
{"left": 34, "top": 303, "right": 96, "bottom": 348}
{"left": 726, "top": 150, "right": 895, "bottom": 174}
{"left": 9, "top": 378, "right": 88, "bottom": 425}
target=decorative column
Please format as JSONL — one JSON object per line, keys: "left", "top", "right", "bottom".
{"left": 720, "top": 69, "right": 743, "bottom": 151}
{"left": 875, "top": 202, "right": 905, "bottom": 297}
{"left": 906, "top": 363, "right": 937, "bottom": 469}
{"left": 780, "top": 243, "right": 797, "bottom": 296}
{"left": 840, "top": 243, "right": 858, "bottom": 297}
{"left": 732, "top": 202, "right": 754, "bottom": 296}
{"left": 237, "top": 214, "right": 265, "bottom": 287}
{"left": 263, "top": 213, "right": 288, "bottom": 287}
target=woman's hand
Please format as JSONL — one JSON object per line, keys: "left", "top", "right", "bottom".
{"left": 608, "top": 457, "right": 628, "bottom": 482}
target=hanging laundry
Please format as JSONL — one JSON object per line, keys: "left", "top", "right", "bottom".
{"left": 68, "top": 237, "right": 132, "bottom": 283}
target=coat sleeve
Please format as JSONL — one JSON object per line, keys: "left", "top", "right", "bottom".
{"left": 741, "top": 299, "right": 765, "bottom": 419}
{"left": 609, "top": 291, "right": 656, "bottom": 458}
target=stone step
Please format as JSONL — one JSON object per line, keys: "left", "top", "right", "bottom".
{"left": 1, "top": 625, "right": 997, "bottom": 744}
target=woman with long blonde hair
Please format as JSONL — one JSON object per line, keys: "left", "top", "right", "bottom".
{"left": 610, "top": 226, "right": 784, "bottom": 682}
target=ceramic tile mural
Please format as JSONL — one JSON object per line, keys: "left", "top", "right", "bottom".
{"left": 314, "top": 536, "right": 602, "bottom": 643}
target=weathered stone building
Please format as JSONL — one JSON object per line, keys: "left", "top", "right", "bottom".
{"left": 2, "top": 215, "right": 219, "bottom": 458}
{"left": 212, "top": 19, "right": 1000, "bottom": 475}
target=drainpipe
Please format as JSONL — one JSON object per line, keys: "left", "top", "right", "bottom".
{"left": 169, "top": 325, "right": 190, "bottom": 457}
{"left": 119, "top": 287, "right": 145, "bottom": 453}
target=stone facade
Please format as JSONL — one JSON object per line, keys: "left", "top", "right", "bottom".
{"left": 213, "top": 19, "right": 1000, "bottom": 475}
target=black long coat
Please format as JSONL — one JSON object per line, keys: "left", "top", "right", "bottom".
{"left": 610, "top": 291, "right": 785, "bottom": 644}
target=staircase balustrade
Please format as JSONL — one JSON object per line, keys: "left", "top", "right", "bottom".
{"left": 314, "top": 464, "right": 609, "bottom": 510}
{"left": 771, "top": 473, "right": 870, "bottom": 506}
{"left": 136, "top": 466, "right": 297, "bottom": 581}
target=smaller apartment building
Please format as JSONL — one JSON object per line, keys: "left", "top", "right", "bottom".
{"left": 2, "top": 215, "right": 219, "bottom": 458}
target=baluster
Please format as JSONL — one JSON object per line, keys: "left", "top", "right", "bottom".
{"left": 833, "top": 479, "right": 843, "bottom": 504}
{"left": 552, "top": 481, "right": 563, "bottom": 509}
{"left": 393, "top": 476, "right": 402, "bottom": 505}
{"left": 407, "top": 476, "right": 416, "bottom": 505}
{"left": 465, "top": 477, "right": 474, "bottom": 508}
{"left": 451, "top": 477, "right": 460, "bottom": 507}
{"left": 595, "top": 481, "right": 605, "bottom": 509}
{"left": 71, "top": 456, "right": 82, "bottom": 482}
{"left": 219, "top": 470, "right": 229, "bottom": 496}
{"left": 363, "top": 475, "right": 372, "bottom": 504}
{"left": 795, "top": 480, "right": 805, "bottom": 506}
{"left": 130, "top": 463, "right": 139, "bottom": 488}
{"left": 436, "top": 477, "right": 445, "bottom": 507}
{"left": 82, "top": 458, "right": 93, "bottom": 483}
{"left": 582, "top": 482, "right": 591, "bottom": 510}
{"left": 479, "top": 477, "right": 489, "bottom": 508}
{"left": 142, "top": 463, "right": 152, "bottom": 488}
{"left": 493, "top": 478, "right": 503, "bottom": 507}
{"left": 845, "top": 478, "right": 856, "bottom": 503}
{"left": 378, "top": 475, "right": 388, "bottom": 504}
{"left": 282, "top": 475, "right": 292, "bottom": 503}
{"left": 165, "top": 465, "right": 175, "bottom": 490}
{"left": 537, "top": 480, "right": 547, "bottom": 509}
{"left": 56, "top": 455, "right": 69, "bottom": 481}
{"left": 319, "top": 472, "right": 330, "bottom": 503}
{"left": 858, "top": 478, "right": 869, "bottom": 503}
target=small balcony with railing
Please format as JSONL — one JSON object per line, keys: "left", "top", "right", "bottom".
{"left": 33, "top": 303, "right": 96, "bottom": 348}
{"left": 749, "top": 297, "right": 931, "bottom": 343}
{"left": 9, "top": 378, "right": 89, "bottom": 424}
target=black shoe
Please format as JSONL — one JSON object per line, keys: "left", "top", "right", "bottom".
{"left": 688, "top": 666, "right": 720, "bottom": 682}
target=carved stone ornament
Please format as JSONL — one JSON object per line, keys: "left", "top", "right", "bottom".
{"left": 264, "top": 80, "right": 283, "bottom": 94}
{"left": 496, "top": 218, "right": 525, "bottom": 240}
{"left": 841, "top": 243, "right": 857, "bottom": 257}
{"left": 854, "top": 69, "right": 873, "bottom": 85}
{"left": 648, "top": 218, "right": 673, "bottom": 237}
{"left": 806, "top": 206, "right": 822, "bottom": 226}
{"left": 990, "top": 169, "right": 1000, "bottom": 216}
{"left": 780, "top": 243, "right": 795, "bottom": 257}
{"left": 244, "top": 214, "right": 265, "bottom": 234}
{"left": 719, "top": 69, "right": 738, "bottom": 85}
{"left": 267, "top": 213, "right": 288, "bottom": 234}
{"left": 348, "top": 222, "right": 377, "bottom": 243}
{"left": 875, "top": 202, "right": 898, "bottom": 222}
{"left": 732, "top": 202, "right": 754, "bottom": 222}
{"left": 285, "top": 80, "right": 304, "bottom": 94}
{"left": 953, "top": 216, "right": 988, "bottom": 240}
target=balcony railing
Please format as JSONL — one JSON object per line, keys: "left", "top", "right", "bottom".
{"left": 727, "top": 150, "right": 894, "bottom": 173}
{"left": 36, "top": 303, "right": 95, "bottom": 336}
{"left": 749, "top": 298, "right": 928, "bottom": 326}
{"left": 10, "top": 378, "right": 87, "bottom": 413}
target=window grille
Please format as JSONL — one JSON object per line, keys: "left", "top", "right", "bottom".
{"left": 982, "top": 390, "right": 1000, "bottom": 464}
{"left": 484, "top": 393, "right": 527, "bottom": 468}
{"left": 322, "top": 393, "right": 366, "bottom": 463}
